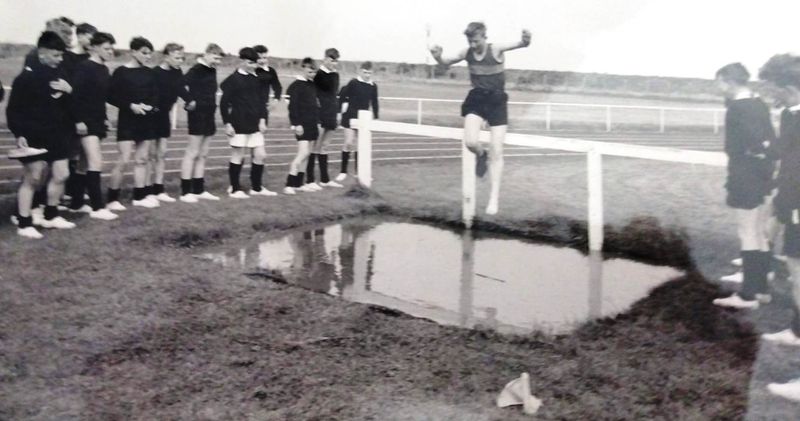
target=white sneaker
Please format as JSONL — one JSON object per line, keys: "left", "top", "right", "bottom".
{"left": 768, "top": 379, "right": 800, "bottom": 402}
{"left": 156, "top": 193, "right": 176, "bottom": 203}
{"left": 132, "top": 198, "right": 159, "bottom": 208}
{"left": 321, "top": 181, "right": 344, "bottom": 188}
{"left": 39, "top": 216, "right": 76, "bottom": 229}
{"left": 299, "top": 184, "right": 318, "bottom": 193}
{"left": 195, "top": 191, "right": 220, "bottom": 201}
{"left": 17, "top": 226, "right": 43, "bottom": 239}
{"left": 775, "top": 255, "right": 789, "bottom": 263}
{"left": 762, "top": 329, "right": 800, "bottom": 346}
{"left": 486, "top": 198, "right": 499, "bottom": 215}
{"left": 712, "top": 294, "right": 759, "bottom": 309}
{"left": 249, "top": 188, "right": 278, "bottom": 197}
{"left": 89, "top": 208, "right": 119, "bottom": 221}
{"left": 311, "top": 183, "right": 324, "bottom": 191}
{"left": 67, "top": 204, "right": 92, "bottom": 213}
{"left": 179, "top": 194, "right": 199, "bottom": 203}
{"left": 755, "top": 293, "right": 772, "bottom": 304}
{"left": 282, "top": 186, "right": 296, "bottom": 195}
{"left": 145, "top": 196, "right": 161, "bottom": 207}
{"left": 106, "top": 201, "right": 127, "bottom": 211}
{"left": 9, "top": 215, "right": 18, "bottom": 226}
{"left": 720, "top": 272, "right": 743, "bottom": 283}
{"left": 228, "top": 190, "right": 250, "bottom": 199}
{"left": 335, "top": 173, "right": 347, "bottom": 182}
{"left": 731, "top": 257, "right": 742, "bottom": 267}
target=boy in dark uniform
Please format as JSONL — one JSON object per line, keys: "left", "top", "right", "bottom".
{"left": 150, "top": 42, "right": 188, "bottom": 203}
{"left": 70, "top": 31, "right": 118, "bottom": 221}
{"left": 253, "top": 44, "right": 283, "bottom": 122}
{"left": 7, "top": 31, "right": 78, "bottom": 238}
{"left": 336, "top": 61, "right": 379, "bottom": 183}
{"left": 711, "top": 63, "right": 775, "bottom": 309}
{"left": 307, "top": 48, "right": 340, "bottom": 191}
{"left": 284, "top": 58, "right": 319, "bottom": 195}
{"left": 430, "top": 22, "right": 531, "bottom": 215}
{"left": 107, "top": 36, "right": 160, "bottom": 210}
{"left": 758, "top": 55, "right": 800, "bottom": 402}
{"left": 220, "top": 47, "right": 273, "bottom": 198}
{"left": 179, "top": 43, "right": 224, "bottom": 203}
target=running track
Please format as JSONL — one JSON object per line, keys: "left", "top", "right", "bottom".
{"left": 0, "top": 127, "right": 723, "bottom": 190}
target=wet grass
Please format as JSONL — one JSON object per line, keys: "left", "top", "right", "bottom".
{"left": 0, "top": 156, "right": 784, "bottom": 420}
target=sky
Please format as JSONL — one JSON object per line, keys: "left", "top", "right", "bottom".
{"left": 1, "top": 0, "right": 798, "bottom": 79}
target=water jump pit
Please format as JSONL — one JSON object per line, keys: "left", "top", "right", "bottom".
{"left": 196, "top": 218, "right": 683, "bottom": 335}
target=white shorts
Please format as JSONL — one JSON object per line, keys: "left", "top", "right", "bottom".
{"left": 230, "top": 132, "right": 265, "bottom": 148}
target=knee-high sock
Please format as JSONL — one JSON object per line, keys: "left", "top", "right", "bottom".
{"left": 70, "top": 173, "right": 87, "bottom": 209}
{"left": 192, "top": 178, "right": 205, "bottom": 195}
{"left": 740, "top": 251, "right": 766, "bottom": 300}
{"left": 251, "top": 164, "right": 264, "bottom": 191}
{"left": 306, "top": 153, "right": 317, "bottom": 183}
{"left": 319, "top": 154, "right": 330, "bottom": 183}
{"left": 341, "top": 151, "right": 350, "bottom": 174}
{"left": 229, "top": 163, "right": 243, "bottom": 192}
{"left": 354, "top": 151, "right": 358, "bottom": 172}
{"left": 87, "top": 171, "right": 105, "bottom": 211}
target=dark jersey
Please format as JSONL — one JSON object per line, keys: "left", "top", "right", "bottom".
{"left": 339, "top": 78, "right": 379, "bottom": 119}
{"left": 183, "top": 62, "right": 218, "bottom": 111}
{"left": 466, "top": 44, "right": 505, "bottom": 92}
{"left": 71, "top": 59, "right": 111, "bottom": 136}
{"left": 255, "top": 66, "right": 283, "bottom": 102}
{"left": 287, "top": 77, "right": 319, "bottom": 126}
{"left": 153, "top": 65, "right": 187, "bottom": 110}
{"left": 314, "top": 69, "right": 339, "bottom": 114}
{"left": 220, "top": 70, "right": 267, "bottom": 134}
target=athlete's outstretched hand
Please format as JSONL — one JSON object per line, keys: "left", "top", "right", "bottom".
{"left": 429, "top": 45, "right": 443, "bottom": 59}
{"left": 521, "top": 29, "right": 532, "bottom": 47}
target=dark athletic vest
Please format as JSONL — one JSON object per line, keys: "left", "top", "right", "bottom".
{"left": 466, "top": 44, "right": 504, "bottom": 91}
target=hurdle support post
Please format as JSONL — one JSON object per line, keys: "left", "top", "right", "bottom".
{"left": 587, "top": 149, "right": 604, "bottom": 251}
{"left": 462, "top": 139, "right": 477, "bottom": 229}
{"left": 357, "top": 110, "right": 373, "bottom": 188}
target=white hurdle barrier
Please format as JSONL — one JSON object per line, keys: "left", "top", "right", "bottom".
{"left": 351, "top": 115, "right": 727, "bottom": 251}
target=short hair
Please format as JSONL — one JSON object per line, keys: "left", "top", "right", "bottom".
{"left": 253, "top": 44, "right": 268, "bottom": 54}
{"left": 44, "top": 18, "right": 73, "bottom": 43}
{"left": 239, "top": 47, "right": 258, "bottom": 61}
{"left": 715, "top": 63, "right": 750, "bottom": 85}
{"left": 37, "top": 31, "right": 67, "bottom": 51}
{"left": 130, "top": 36, "right": 153, "bottom": 52}
{"left": 162, "top": 42, "right": 184, "bottom": 55}
{"left": 76, "top": 23, "right": 97, "bottom": 36}
{"left": 759, "top": 54, "right": 800, "bottom": 88}
{"left": 205, "top": 43, "right": 224, "bottom": 55}
{"left": 90, "top": 32, "right": 116, "bottom": 46}
{"left": 464, "top": 22, "right": 487, "bottom": 38}
{"left": 325, "top": 48, "right": 340, "bottom": 60}
{"left": 58, "top": 16, "right": 75, "bottom": 27}
{"left": 301, "top": 57, "right": 316, "bottom": 69}
{"left": 361, "top": 61, "right": 373, "bottom": 71}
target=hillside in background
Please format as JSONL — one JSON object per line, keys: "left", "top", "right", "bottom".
{"left": 0, "top": 42, "right": 718, "bottom": 102}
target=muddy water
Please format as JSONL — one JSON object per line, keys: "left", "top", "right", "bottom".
{"left": 199, "top": 220, "right": 683, "bottom": 335}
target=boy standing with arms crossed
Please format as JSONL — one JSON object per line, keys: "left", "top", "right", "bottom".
{"left": 284, "top": 58, "right": 319, "bottom": 195}
{"left": 430, "top": 22, "right": 531, "bottom": 215}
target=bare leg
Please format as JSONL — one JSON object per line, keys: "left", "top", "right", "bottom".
{"left": 486, "top": 124, "right": 506, "bottom": 215}
{"left": 110, "top": 141, "right": 134, "bottom": 190}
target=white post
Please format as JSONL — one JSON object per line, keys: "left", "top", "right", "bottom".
{"left": 713, "top": 110, "right": 720, "bottom": 135}
{"left": 587, "top": 149, "right": 603, "bottom": 251}
{"left": 462, "top": 141, "right": 477, "bottom": 229}
{"left": 171, "top": 103, "right": 178, "bottom": 130}
{"left": 545, "top": 104, "right": 552, "bottom": 131}
{"left": 357, "top": 109, "right": 373, "bottom": 188}
{"left": 605, "top": 106, "right": 611, "bottom": 132}
{"left": 416, "top": 99, "right": 423, "bottom": 125}
{"left": 659, "top": 108, "right": 665, "bottom": 133}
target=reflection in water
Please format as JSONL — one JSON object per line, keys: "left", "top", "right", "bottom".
{"left": 200, "top": 221, "right": 682, "bottom": 335}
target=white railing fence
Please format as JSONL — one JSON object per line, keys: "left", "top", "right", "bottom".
{"left": 351, "top": 109, "right": 727, "bottom": 252}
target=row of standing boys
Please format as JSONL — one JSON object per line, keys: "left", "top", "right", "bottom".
{"left": 713, "top": 57, "right": 800, "bottom": 401}
{"left": 4, "top": 18, "right": 379, "bottom": 240}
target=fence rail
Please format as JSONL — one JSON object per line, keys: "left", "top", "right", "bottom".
{"left": 350, "top": 109, "right": 727, "bottom": 252}
{"left": 1, "top": 85, "right": 725, "bottom": 134}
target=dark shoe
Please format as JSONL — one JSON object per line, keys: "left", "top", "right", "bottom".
{"left": 476, "top": 150, "right": 489, "bottom": 178}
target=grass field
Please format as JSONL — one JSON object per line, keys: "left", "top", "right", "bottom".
{"left": 3, "top": 150, "right": 800, "bottom": 419}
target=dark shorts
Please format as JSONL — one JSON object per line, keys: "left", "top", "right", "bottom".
{"left": 319, "top": 111, "right": 338, "bottom": 130}
{"left": 153, "top": 110, "right": 172, "bottom": 139}
{"left": 85, "top": 120, "right": 108, "bottom": 140}
{"left": 461, "top": 88, "right": 508, "bottom": 127}
{"left": 117, "top": 111, "right": 155, "bottom": 142}
{"left": 188, "top": 109, "right": 216, "bottom": 136}
{"left": 726, "top": 159, "right": 773, "bottom": 210}
{"left": 17, "top": 135, "right": 72, "bottom": 164}
{"left": 784, "top": 223, "right": 800, "bottom": 258}
{"left": 295, "top": 124, "right": 319, "bottom": 142}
